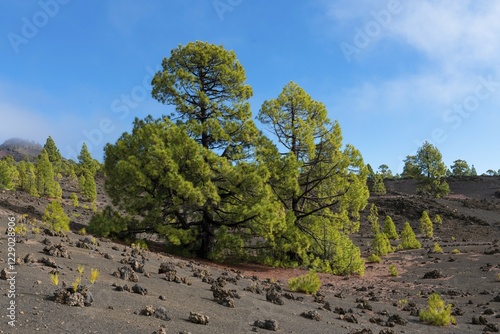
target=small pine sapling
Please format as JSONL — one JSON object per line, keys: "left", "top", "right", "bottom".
{"left": 368, "top": 203, "right": 380, "bottom": 235}
{"left": 432, "top": 242, "right": 444, "bottom": 254}
{"left": 383, "top": 216, "right": 399, "bottom": 240}
{"left": 398, "top": 222, "right": 421, "bottom": 250}
{"left": 388, "top": 264, "right": 398, "bottom": 277}
{"left": 367, "top": 254, "right": 382, "bottom": 263}
{"left": 419, "top": 211, "right": 433, "bottom": 238}
{"left": 371, "top": 232, "right": 394, "bottom": 256}
{"left": 419, "top": 293, "right": 456, "bottom": 326}
{"left": 288, "top": 271, "right": 321, "bottom": 294}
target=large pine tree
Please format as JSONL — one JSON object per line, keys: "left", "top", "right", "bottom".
{"left": 36, "top": 149, "right": 59, "bottom": 197}
{"left": 257, "top": 81, "right": 368, "bottom": 275}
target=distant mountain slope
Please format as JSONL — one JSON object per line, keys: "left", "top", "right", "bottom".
{"left": 0, "top": 137, "right": 43, "bottom": 162}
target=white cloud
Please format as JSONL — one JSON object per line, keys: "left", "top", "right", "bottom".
{"left": 0, "top": 101, "right": 51, "bottom": 144}
{"left": 389, "top": 1, "right": 500, "bottom": 72}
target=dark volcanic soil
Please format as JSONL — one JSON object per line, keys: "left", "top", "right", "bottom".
{"left": 0, "top": 177, "right": 499, "bottom": 333}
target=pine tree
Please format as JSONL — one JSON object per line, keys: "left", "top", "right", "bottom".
{"left": 43, "top": 201, "right": 70, "bottom": 233}
{"left": 78, "top": 143, "right": 99, "bottom": 176}
{"left": 383, "top": 216, "right": 399, "bottom": 239}
{"left": 399, "top": 222, "right": 421, "bottom": 250}
{"left": 257, "top": 81, "right": 368, "bottom": 275}
{"left": 371, "top": 232, "right": 394, "bottom": 256}
{"left": 44, "top": 136, "right": 63, "bottom": 172}
{"left": 79, "top": 170, "right": 96, "bottom": 202}
{"left": 371, "top": 174, "right": 386, "bottom": 195}
{"left": 419, "top": 211, "right": 433, "bottom": 238}
{"left": 17, "top": 160, "right": 38, "bottom": 196}
{"left": 36, "top": 149, "right": 57, "bottom": 197}
{"left": 368, "top": 203, "right": 380, "bottom": 235}
{"left": 0, "top": 156, "right": 19, "bottom": 190}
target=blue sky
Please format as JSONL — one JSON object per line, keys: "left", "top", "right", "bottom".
{"left": 1, "top": 0, "right": 499, "bottom": 174}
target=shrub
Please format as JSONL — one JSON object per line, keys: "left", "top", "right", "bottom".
{"left": 434, "top": 214, "right": 443, "bottom": 225}
{"left": 89, "top": 268, "right": 100, "bottom": 284}
{"left": 288, "top": 271, "right": 321, "bottom": 294}
{"left": 371, "top": 232, "right": 394, "bottom": 256}
{"left": 383, "top": 216, "right": 399, "bottom": 240}
{"left": 419, "top": 211, "right": 433, "bottom": 238}
{"left": 451, "top": 248, "right": 460, "bottom": 254}
{"left": 497, "top": 273, "right": 500, "bottom": 281}
{"left": 367, "top": 254, "right": 382, "bottom": 263}
{"left": 43, "top": 201, "right": 70, "bottom": 234}
{"left": 419, "top": 293, "right": 456, "bottom": 326}
{"left": 399, "top": 222, "right": 421, "bottom": 250}
{"left": 432, "top": 242, "right": 444, "bottom": 254}
{"left": 388, "top": 264, "right": 398, "bottom": 277}
{"left": 70, "top": 193, "right": 79, "bottom": 207}
{"left": 368, "top": 204, "right": 380, "bottom": 235}
{"left": 13, "top": 224, "right": 28, "bottom": 238}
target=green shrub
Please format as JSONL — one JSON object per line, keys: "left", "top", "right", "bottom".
{"left": 132, "top": 239, "right": 149, "bottom": 251}
{"left": 43, "top": 201, "right": 70, "bottom": 233}
{"left": 432, "top": 242, "right": 443, "bottom": 254}
{"left": 368, "top": 204, "right": 380, "bottom": 235}
{"left": 398, "top": 222, "right": 421, "bottom": 250}
{"left": 13, "top": 224, "right": 28, "bottom": 238}
{"left": 419, "top": 293, "right": 456, "bottom": 326}
{"left": 383, "top": 216, "right": 399, "bottom": 240}
{"left": 371, "top": 232, "right": 394, "bottom": 256}
{"left": 419, "top": 211, "right": 433, "bottom": 238}
{"left": 388, "top": 264, "right": 398, "bottom": 277}
{"left": 70, "top": 193, "right": 79, "bottom": 207}
{"left": 451, "top": 248, "right": 460, "bottom": 254}
{"left": 367, "top": 254, "right": 381, "bottom": 263}
{"left": 434, "top": 214, "right": 443, "bottom": 225}
{"left": 288, "top": 271, "right": 321, "bottom": 294}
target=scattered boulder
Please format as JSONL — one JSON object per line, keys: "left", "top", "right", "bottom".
{"left": 254, "top": 319, "right": 279, "bottom": 331}
{"left": 266, "top": 286, "right": 284, "bottom": 305}
{"left": 379, "top": 329, "right": 396, "bottom": 334}
{"left": 189, "top": 312, "right": 210, "bottom": 325}
{"left": 484, "top": 323, "right": 499, "bottom": 332}
{"left": 76, "top": 237, "right": 98, "bottom": 250}
{"left": 493, "top": 294, "right": 500, "bottom": 302}
{"left": 244, "top": 281, "right": 263, "bottom": 294}
{"left": 38, "top": 257, "right": 58, "bottom": 268}
{"left": 159, "top": 262, "right": 177, "bottom": 281}
{"left": 472, "top": 315, "right": 488, "bottom": 325}
{"left": 339, "top": 313, "right": 358, "bottom": 323}
{"left": 23, "top": 253, "right": 36, "bottom": 264}
{"left": 423, "top": 270, "right": 444, "bottom": 279}
{"left": 351, "top": 329, "right": 372, "bottom": 334}
{"left": 132, "top": 284, "right": 148, "bottom": 295}
{"left": 301, "top": 310, "right": 321, "bottom": 321}
{"left": 212, "top": 284, "right": 236, "bottom": 308}
{"left": 43, "top": 243, "right": 69, "bottom": 258}
{"left": 53, "top": 286, "right": 94, "bottom": 307}
{"left": 151, "top": 325, "right": 167, "bottom": 334}
{"left": 140, "top": 305, "right": 171, "bottom": 321}
{"left": 387, "top": 314, "right": 407, "bottom": 326}
{"left": 113, "top": 266, "right": 139, "bottom": 282}
{"left": 0, "top": 268, "right": 9, "bottom": 280}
